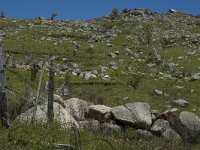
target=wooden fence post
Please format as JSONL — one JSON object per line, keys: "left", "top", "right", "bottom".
{"left": 47, "top": 60, "right": 54, "bottom": 123}
{"left": 35, "top": 61, "right": 45, "bottom": 106}
{"left": 0, "top": 39, "right": 9, "bottom": 128}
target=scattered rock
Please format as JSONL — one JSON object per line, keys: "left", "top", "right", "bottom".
{"left": 125, "top": 48, "right": 133, "bottom": 56}
{"left": 109, "top": 61, "right": 118, "bottom": 70}
{"left": 172, "top": 99, "right": 189, "bottom": 107}
{"left": 164, "top": 62, "right": 177, "bottom": 68}
{"left": 103, "top": 74, "right": 110, "bottom": 80}
{"left": 191, "top": 73, "right": 200, "bottom": 80}
{"left": 158, "top": 72, "right": 172, "bottom": 80}
{"left": 154, "top": 89, "right": 163, "bottom": 96}
{"left": 84, "top": 71, "right": 97, "bottom": 80}
{"left": 151, "top": 48, "right": 161, "bottom": 61}
{"left": 122, "top": 97, "right": 129, "bottom": 101}
{"left": 187, "top": 51, "right": 196, "bottom": 56}
{"left": 147, "top": 63, "right": 156, "bottom": 67}
{"left": 168, "top": 9, "right": 178, "bottom": 13}
{"left": 106, "top": 43, "right": 112, "bottom": 47}
{"left": 107, "top": 51, "right": 119, "bottom": 58}
{"left": 108, "top": 53, "right": 117, "bottom": 58}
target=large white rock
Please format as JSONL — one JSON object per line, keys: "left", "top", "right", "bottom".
{"left": 64, "top": 98, "right": 92, "bottom": 121}
{"left": 168, "top": 111, "right": 200, "bottom": 143}
{"left": 125, "top": 102, "right": 152, "bottom": 128}
{"left": 88, "top": 105, "right": 111, "bottom": 121}
{"left": 151, "top": 119, "right": 180, "bottom": 142}
{"left": 16, "top": 102, "right": 79, "bottom": 129}
{"left": 111, "top": 105, "right": 135, "bottom": 125}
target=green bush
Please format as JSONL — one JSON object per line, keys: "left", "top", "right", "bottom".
{"left": 111, "top": 7, "right": 119, "bottom": 18}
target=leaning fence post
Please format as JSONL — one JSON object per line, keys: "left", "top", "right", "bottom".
{"left": 35, "top": 60, "right": 45, "bottom": 106}
{"left": 47, "top": 60, "right": 54, "bottom": 123}
{"left": 0, "top": 36, "right": 9, "bottom": 128}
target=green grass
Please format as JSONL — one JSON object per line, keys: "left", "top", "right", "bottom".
{"left": 0, "top": 122, "right": 187, "bottom": 150}
{"left": 189, "top": 27, "right": 200, "bottom": 33}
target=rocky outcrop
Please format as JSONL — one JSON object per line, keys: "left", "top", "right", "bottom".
{"left": 15, "top": 96, "right": 200, "bottom": 144}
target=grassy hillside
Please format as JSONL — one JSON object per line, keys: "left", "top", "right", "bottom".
{"left": 0, "top": 8, "right": 200, "bottom": 149}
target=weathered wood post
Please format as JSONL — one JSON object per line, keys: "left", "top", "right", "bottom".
{"left": 47, "top": 60, "right": 54, "bottom": 123}
{"left": 0, "top": 36, "right": 9, "bottom": 128}
{"left": 35, "top": 61, "right": 45, "bottom": 105}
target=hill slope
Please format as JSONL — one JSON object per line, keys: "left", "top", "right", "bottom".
{"left": 0, "top": 8, "right": 200, "bottom": 149}
{"left": 1, "top": 8, "right": 200, "bottom": 111}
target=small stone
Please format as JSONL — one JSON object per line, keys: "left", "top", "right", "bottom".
{"left": 125, "top": 48, "right": 133, "bottom": 56}
{"left": 154, "top": 89, "right": 163, "bottom": 96}
{"left": 109, "top": 61, "right": 118, "bottom": 70}
{"left": 147, "top": 63, "right": 156, "bottom": 67}
{"left": 106, "top": 43, "right": 112, "bottom": 47}
{"left": 191, "top": 73, "right": 200, "bottom": 80}
{"left": 172, "top": 99, "right": 189, "bottom": 107}
{"left": 108, "top": 53, "right": 117, "bottom": 58}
